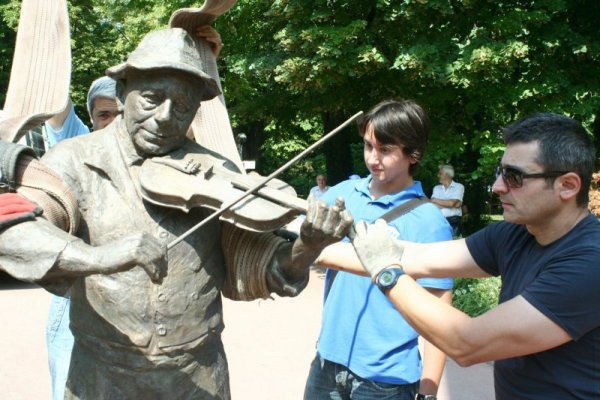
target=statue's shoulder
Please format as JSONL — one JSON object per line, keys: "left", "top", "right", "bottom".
{"left": 43, "top": 126, "right": 115, "bottom": 172}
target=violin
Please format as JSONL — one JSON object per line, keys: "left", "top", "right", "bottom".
{"left": 139, "top": 111, "right": 363, "bottom": 249}
{"left": 139, "top": 150, "right": 307, "bottom": 233}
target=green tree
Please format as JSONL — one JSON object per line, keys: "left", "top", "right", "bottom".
{"left": 2, "top": 0, "right": 598, "bottom": 220}
{"left": 219, "top": 0, "right": 599, "bottom": 230}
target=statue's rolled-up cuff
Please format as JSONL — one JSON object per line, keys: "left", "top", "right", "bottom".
{"left": 222, "top": 223, "right": 299, "bottom": 300}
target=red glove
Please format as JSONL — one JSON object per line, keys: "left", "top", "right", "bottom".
{"left": 0, "top": 193, "right": 43, "bottom": 230}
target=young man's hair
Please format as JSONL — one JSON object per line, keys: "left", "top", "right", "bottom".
{"left": 502, "top": 112, "right": 595, "bottom": 206}
{"left": 359, "top": 99, "right": 430, "bottom": 175}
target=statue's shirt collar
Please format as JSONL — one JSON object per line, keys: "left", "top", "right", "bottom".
{"left": 114, "top": 118, "right": 144, "bottom": 167}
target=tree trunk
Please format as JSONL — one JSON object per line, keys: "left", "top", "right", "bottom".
{"left": 237, "top": 121, "right": 265, "bottom": 171}
{"left": 321, "top": 112, "right": 355, "bottom": 185}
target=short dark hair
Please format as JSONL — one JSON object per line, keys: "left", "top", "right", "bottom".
{"left": 359, "top": 99, "right": 430, "bottom": 175}
{"left": 502, "top": 113, "right": 595, "bottom": 207}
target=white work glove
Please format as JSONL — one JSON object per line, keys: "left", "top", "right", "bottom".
{"left": 351, "top": 219, "right": 405, "bottom": 280}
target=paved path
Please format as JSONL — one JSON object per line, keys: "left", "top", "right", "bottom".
{"left": 0, "top": 270, "right": 494, "bottom": 399}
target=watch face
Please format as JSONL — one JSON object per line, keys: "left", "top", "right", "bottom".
{"left": 379, "top": 270, "right": 395, "bottom": 285}
{"left": 376, "top": 267, "right": 404, "bottom": 291}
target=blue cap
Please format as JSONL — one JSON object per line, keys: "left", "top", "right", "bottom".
{"left": 86, "top": 76, "right": 117, "bottom": 115}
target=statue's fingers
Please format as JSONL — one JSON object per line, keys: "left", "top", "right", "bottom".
{"left": 342, "top": 209, "right": 354, "bottom": 227}
{"left": 333, "top": 210, "right": 354, "bottom": 238}
{"left": 311, "top": 200, "right": 328, "bottom": 230}
{"left": 322, "top": 201, "right": 341, "bottom": 233}
{"left": 305, "top": 197, "right": 317, "bottom": 224}
{"left": 333, "top": 197, "right": 345, "bottom": 212}
{"left": 321, "top": 197, "right": 346, "bottom": 232}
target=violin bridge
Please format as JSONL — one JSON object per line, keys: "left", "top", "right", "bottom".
{"left": 204, "top": 165, "right": 215, "bottom": 179}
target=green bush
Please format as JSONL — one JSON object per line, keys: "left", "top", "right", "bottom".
{"left": 452, "top": 277, "right": 501, "bottom": 317}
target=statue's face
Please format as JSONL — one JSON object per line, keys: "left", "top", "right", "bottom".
{"left": 122, "top": 70, "right": 203, "bottom": 157}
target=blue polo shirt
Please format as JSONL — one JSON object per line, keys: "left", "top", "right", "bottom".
{"left": 317, "top": 177, "right": 453, "bottom": 384}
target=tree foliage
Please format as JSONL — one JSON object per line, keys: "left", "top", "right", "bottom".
{"left": 453, "top": 277, "right": 501, "bottom": 317}
{"left": 218, "top": 0, "right": 600, "bottom": 218}
{"left": 1, "top": 1, "right": 598, "bottom": 222}
{"left": 590, "top": 172, "right": 600, "bottom": 217}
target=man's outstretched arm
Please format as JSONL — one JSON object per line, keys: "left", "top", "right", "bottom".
{"left": 351, "top": 219, "right": 572, "bottom": 366}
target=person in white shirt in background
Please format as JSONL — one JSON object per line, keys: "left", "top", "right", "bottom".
{"left": 431, "top": 165, "right": 464, "bottom": 238}
{"left": 308, "top": 174, "right": 330, "bottom": 201}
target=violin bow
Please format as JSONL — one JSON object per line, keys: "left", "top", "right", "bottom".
{"left": 168, "top": 110, "right": 364, "bottom": 250}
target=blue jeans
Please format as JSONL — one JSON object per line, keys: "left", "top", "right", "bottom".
{"left": 46, "top": 294, "right": 74, "bottom": 400}
{"left": 304, "top": 356, "right": 419, "bottom": 400}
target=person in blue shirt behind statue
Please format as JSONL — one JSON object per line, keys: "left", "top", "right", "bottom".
{"left": 45, "top": 75, "right": 119, "bottom": 400}
{"left": 305, "top": 99, "right": 453, "bottom": 400}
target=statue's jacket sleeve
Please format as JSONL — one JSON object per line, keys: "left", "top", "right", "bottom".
{"left": 0, "top": 146, "right": 80, "bottom": 294}
{"left": 0, "top": 218, "right": 77, "bottom": 295}
{"left": 36, "top": 121, "right": 308, "bottom": 354}
{"left": 220, "top": 222, "right": 309, "bottom": 300}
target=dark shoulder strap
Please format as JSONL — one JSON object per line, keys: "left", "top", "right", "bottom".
{"left": 379, "top": 196, "right": 429, "bottom": 223}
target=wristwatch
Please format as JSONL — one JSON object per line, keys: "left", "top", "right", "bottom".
{"left": 415, "top": 394, "right": 437, "bottom": 400}
{"left": 375, "top": 266, "right": 404, "bottom": 292}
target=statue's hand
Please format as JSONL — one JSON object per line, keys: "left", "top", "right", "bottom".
{"left": 271, "top": 197, "right": 353, "bottom": 284}
{"left": 351, "top": 219, "right": 405, "bottom": 280}
{"left": 98, "top": 232, "right": 168, "bottom": 283}
{"left": 300, "top": 197, "right": 353, "bottom": 251}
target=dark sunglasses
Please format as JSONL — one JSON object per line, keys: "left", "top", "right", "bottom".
{"left": 495, "top": 165, "right": 569, "bottom": 188}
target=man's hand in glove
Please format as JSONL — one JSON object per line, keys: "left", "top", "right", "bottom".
{"left": 351, "top": 219, "right": 405, "bottom": 281}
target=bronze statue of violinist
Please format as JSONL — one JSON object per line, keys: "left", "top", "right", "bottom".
{"left": 0, "top": 27, "right": 353, "bottom": 399}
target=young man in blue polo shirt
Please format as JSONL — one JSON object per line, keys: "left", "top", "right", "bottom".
{"left": 305, "top": 99, "right": 453, "bottom": 400}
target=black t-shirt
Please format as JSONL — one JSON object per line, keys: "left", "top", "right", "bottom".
{"left": 466, "top": 214, "right": 600, "bottom": 399}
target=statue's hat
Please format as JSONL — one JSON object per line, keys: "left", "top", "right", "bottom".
{"left": 107, "top": 28, "right": 221, "bottom": 101}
